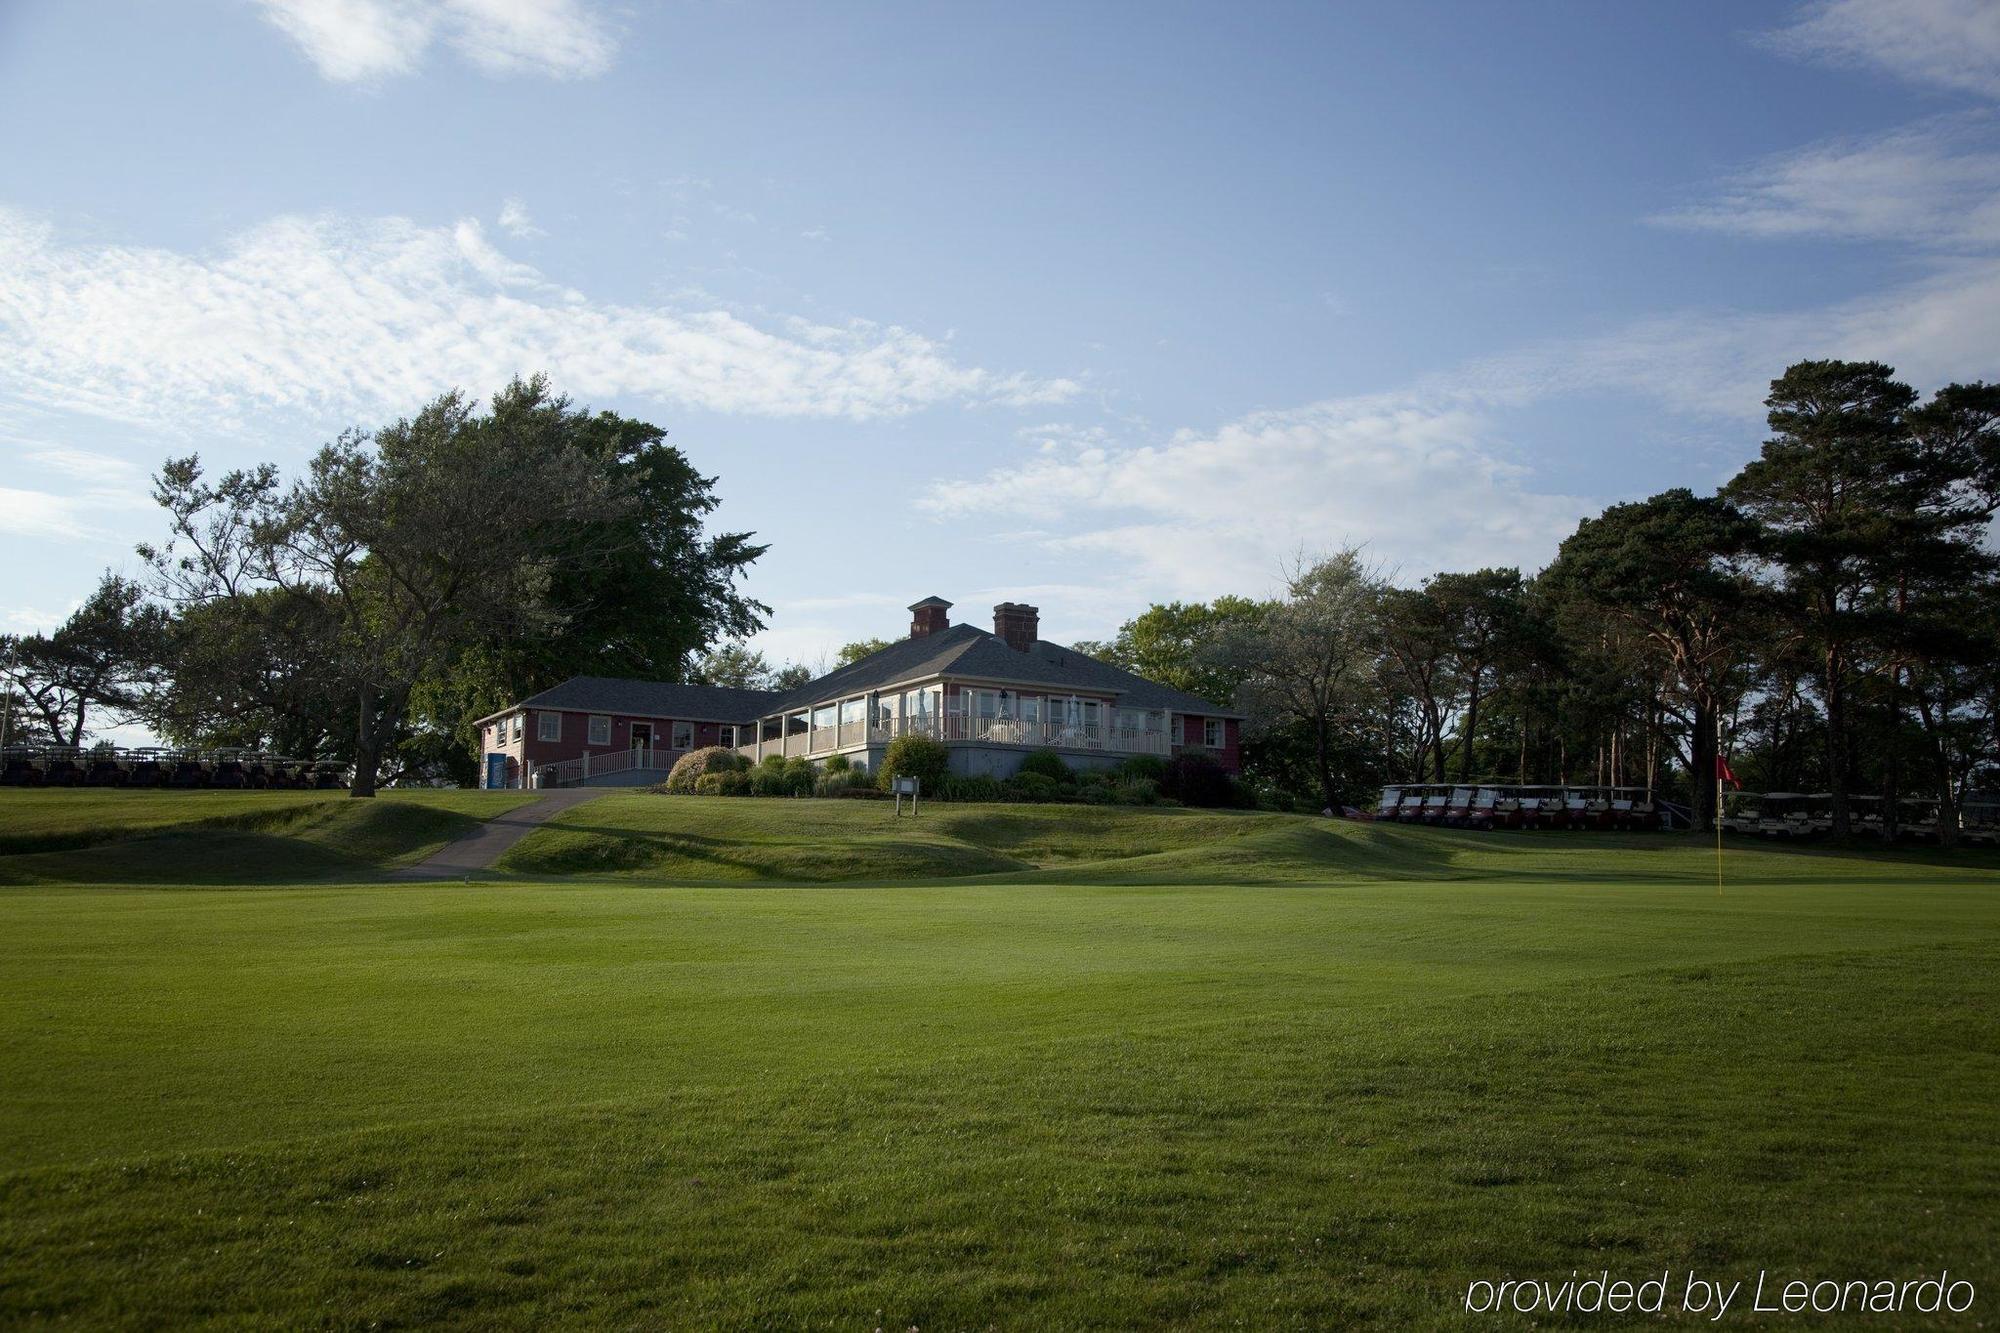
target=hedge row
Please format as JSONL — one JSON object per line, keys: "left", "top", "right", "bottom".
{"left": 651, "top": 742, "right": 1246, "bottom": 808}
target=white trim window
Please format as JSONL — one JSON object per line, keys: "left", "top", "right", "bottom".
{"left": 537, "top": 712, "right": 561, "bottom": 742}
{"left": 672, "top": 721, "right": 694, "bottom": 749}
{"left": 1204, "top": 718, "right": 1225, "bottom": 749}
{"left": 1171, "top": 714, "right": 1185, "bottom": 746}
{"left": 588, "top": 715, "right": 611, "bottom": 745}
{"left": 511, "top": 715, "right": 523, "bottom": 741}
{"left": 718, "top": 724, "right": 737, "bottom": 748}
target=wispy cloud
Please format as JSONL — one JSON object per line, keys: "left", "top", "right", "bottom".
{"left": 925, "top": 255, "right": 2000, "bottom": 592}
{"left": 497, "top": 197, "right": 544, "bottom": 239}
{"left": 923, "top": 399, "right": 1596, "bottom": 594}
{"left": 0, "top": 487, "right": 92, "bottom": 540}
{"left": 0, "top": 445, "right": 153, "bottom": 541}
{"left": 1652, "top": 115, "right": 2000, "bottom": 249}
{"left": 0, "top": 208, "right": 1078, "bottom": 430}
{"left": 1764, "top": 0, "right": 2000, "bottom": 99}
{"left": 252, "top": 0, "right": 616, "bottom": 83}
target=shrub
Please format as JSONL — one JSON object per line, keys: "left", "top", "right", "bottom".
{"left": 782, "top": 757, "right": 816, "bottom": 796}
{"left": 665, "top": 745, "right": 746, "bottom": 794}
{"left": 823, "top": 752, "right": 851, "bottom": 773}
{"left": 1112, "top": 777, "right": 1161, "bottom": 806}
{"left": 877, "top": 734, "right": 950, "bottom": 793}
{"left": 1115, "top": 754, "right": 1167, "bottom": 782}
{"left": 694, "top": 772, "right": 727, "bottom": 796}
{"left": 816, "top": 769, "right": 879, "bottom": 799}
{"left": 940, "top": 774, "right": 1002, "bottom": 803}
{"left": 1160, "top": 752, "right": 1237, "bottom": 808}
{"left": 1005, "top": 772, "right": 1063, "bottom": 802}
{"left": 1016, "top": 749, "right": 1073, "bottom": 784}
{"left": 750, "top": 765, "right": 789, "bottom": 797}
{"left": 1246, "top": 781, "right": 1299, "bottom": 813}
{"left": 718, "top": 769, "right": 751, "bottom": 796}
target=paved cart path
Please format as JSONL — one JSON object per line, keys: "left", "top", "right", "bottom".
{"left": 394, "top": 788, "right": 606, "bottom": 880}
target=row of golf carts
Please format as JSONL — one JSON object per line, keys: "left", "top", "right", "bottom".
{"left": 1374, "top": 785, "right": 1664, "bottom": 831}
{"left": 1719, "top": 791, "right": 1999, "bottom": 844}
{"left": 0, "top": 745, "right": 348, "bottom": 789}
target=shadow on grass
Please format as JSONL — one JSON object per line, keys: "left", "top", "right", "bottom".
{"left": 497, "top": 821, "right": 1028, "bottom": 882}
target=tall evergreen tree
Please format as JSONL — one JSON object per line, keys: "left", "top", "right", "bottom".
{"left": 1545, "top": 489, "right": 1755, "bottom": 831}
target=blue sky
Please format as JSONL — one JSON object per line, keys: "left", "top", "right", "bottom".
{"left": 4, "top": 0, "right": 1999, "bottom": 684}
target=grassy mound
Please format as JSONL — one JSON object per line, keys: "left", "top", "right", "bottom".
{"left": 498, "top": 793, "right": 2000, "bottom": 888}
{"left": 0, "top": 790, "right": 537, "bottom": 885}
{"left": 496, "top": 795, "right": 1293, "bottom": 882}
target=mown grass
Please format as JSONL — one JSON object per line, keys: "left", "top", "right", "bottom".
{"left": 0, "top": 789, "right": 537, "bottom": 884}
{"left": 1, "top": 792, "right": 1996, "bottom": 1326}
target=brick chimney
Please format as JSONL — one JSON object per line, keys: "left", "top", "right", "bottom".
{"left": 909, "top": 596, "right": 952, "bottom": 639}
{"left": 992, "top": 602, "right": 1040, "bottom": 653}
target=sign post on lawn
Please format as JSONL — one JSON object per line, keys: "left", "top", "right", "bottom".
{"left": 894, "top": 775, "right": 919, "bottom": 817}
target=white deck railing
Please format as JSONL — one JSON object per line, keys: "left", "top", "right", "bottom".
{"left": 536, "top": 746, "right": 680, "bottom": 788}
{"left": 866, "top": 713, "right": 1170, "bottom": 755}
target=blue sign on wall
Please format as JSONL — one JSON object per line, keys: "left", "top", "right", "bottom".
{"left": 485, "top": 753, "right": 509, "bottom": 790}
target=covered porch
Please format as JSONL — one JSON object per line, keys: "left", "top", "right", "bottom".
{"left": 739, "top": 682, "right": 1173, "bottom": 766}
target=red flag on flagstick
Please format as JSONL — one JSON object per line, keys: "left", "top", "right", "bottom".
{"left": 1714, "top": 754, "right": 1741, "bottom": 790}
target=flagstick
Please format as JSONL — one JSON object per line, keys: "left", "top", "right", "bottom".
{"left": 1715, "top": 708, "right": 1724, "bottom": 895}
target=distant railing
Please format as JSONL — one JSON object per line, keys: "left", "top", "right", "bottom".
{"left": 536, "top": 746, "right": 679, "bottom": 788}
{"left": 865, "top": 713, "right": 1170, "bottom": 756}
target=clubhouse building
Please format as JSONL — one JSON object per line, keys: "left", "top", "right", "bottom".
{"left": 474, "top": 597, "right": 1242, "bottom": 789}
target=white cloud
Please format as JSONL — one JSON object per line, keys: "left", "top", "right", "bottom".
{"left": 252, "top": 0, "right": 614, "bottom": 83}
{"left": 925, "top": 255, "right": 2000, "bottom": 593}
{"left": 1652, "top": 116, "right": 2000, "bottom": 248}
{"left": 497, "top": 197, "right": 544, "bottom": 238}
{"left": 923, "top": 399, "right": 1596, "bottom": 595}
{"left": 0, "top": 208, "right": 1078, "bottom": 429}
{"left": 1460, "top": 255, "right": 2000, "bottom": 416}
{"left": 0, "top": 487, "right": 91, "bottom": 540}
{"left": 1765, "top": 0, "right": 2000, "bottom": 99}
{"left": 0, "top": 445, "right": 153, "bottom": 541}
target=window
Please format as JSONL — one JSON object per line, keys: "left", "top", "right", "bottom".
{"left": 839, "top": 698, "right": 865, "bottom": 725}
{"left": 672, "top": 721, "right": 694, "bottom": 749}
{"left": 761, "top": 716, "right": 783, "bottom": 743}
{"left": 537, "top": 712, "right": 561, "bottom": 742}
{"left": 1171, "top": 714, "right": 1184, "bottom": 746}
{"left": 970, "top": 689, "right": 1001, "bottom": 721}
{"left": 588, "top": 715, "right": 611, "bottom": 745}
{"left": 718, "top": 724, "right": 736, "bottom": 748}
{"left": 511, "top": 715, "right": 523, "bottom": 741}
{"left": 1204, "top": 718, "right": 1225, "bottom": 748}
{"left": 1019, "top": 695, "right": 1042, "bottom": 726}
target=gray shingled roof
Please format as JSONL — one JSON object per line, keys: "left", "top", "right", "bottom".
{"left": 482, "top": 676, "right": 777, "bottom": 724}
{"left": 759, "top": 622, "right": 1241, "bottom": 718}
{"left": 483, "top": 625, "right": 1240, "bottom": 727}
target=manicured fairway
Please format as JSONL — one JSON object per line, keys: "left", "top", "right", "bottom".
{"left": 1, "top": 795, "right": 1995, "bottom": 1327}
